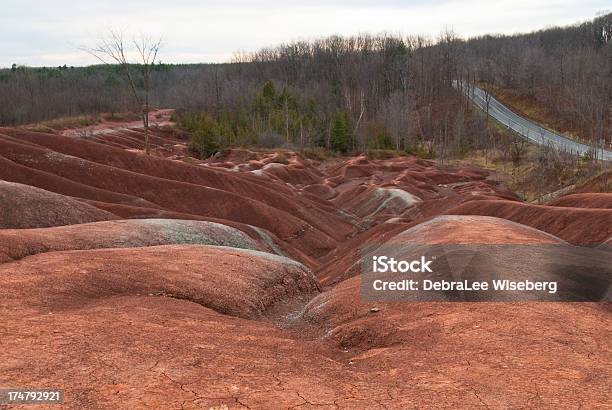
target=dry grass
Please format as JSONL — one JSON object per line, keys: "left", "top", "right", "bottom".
{"left": 365, "top": 149, "right": 402, "bottom": 160}
{"left": 24, "top": 115, "right": 100, "bottom": 133}
{"left": 270, "top": 152, "right": 290, "bottom": 164}
{"left": 453, "top": 142, "right": 608, "bottom": 202}
{"left": 299, "top": 147, "right": 337, "bottom": 161}
{"left": 22, "top": 111, "right": 140, "bottom": 133}
{"left": 480, "top": 83, "right": 583, "bottom": 141}
{"left": 100, "top": 112, "right": 141, "bottom": 122}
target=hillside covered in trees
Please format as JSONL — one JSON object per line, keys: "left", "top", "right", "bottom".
{"left": 1, "top": 12, "right": 610, "bottom": 157}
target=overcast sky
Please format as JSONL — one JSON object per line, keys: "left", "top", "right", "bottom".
{"left": 1, "top": 0, "right": 609, "bottom": 67}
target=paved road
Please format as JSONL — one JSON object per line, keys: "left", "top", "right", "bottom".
{"left": 455, "top": 82, "right": 612, "bottom": 161}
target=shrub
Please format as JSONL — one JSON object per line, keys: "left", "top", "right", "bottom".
{"left": 331, "top": 111, "right": 351, "bottom": 153}
{"left": 405, "top": 144, "right": 435, "bottom": 159}
{"left": 366, "top": 149, "right": 398, "bottom": 160}
{"left": 369, "top": 131, "right": 394, "bottom": 150}
{"left": 271, "top": 152, "right": 290, "bottom": 164}
{"left": 179, "top": 113, "right": 221, "bottom": 159}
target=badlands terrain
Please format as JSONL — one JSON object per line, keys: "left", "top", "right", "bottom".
{"left": 0, "top": 114, "right": 610, "bottom": 409}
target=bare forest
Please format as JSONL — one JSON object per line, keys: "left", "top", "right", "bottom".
{"left": 1, "top": 13, "right": 610, "bottom": 158}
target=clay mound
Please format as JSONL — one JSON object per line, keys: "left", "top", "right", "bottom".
{"left": 302, "top": 218, "right": 609, "bottom": 351}
{"left": 419, "top": 169, "right": 470, "bottom": 184}
{"left": 3, "top": 129, "right": 295, "bottom": 202}
{"left": 0, "top": 245, "right": 318, "bottom": 319}
{"left": 1, "top": 244, "right": 325, "bottom": 407}
{"left": 87, "top": 129, "right": 191, "bottom": 159}
{"left": 3, "top": 120, "right": 610, "bottom": 407}
{"left": 342, "top": 164, "right": 376, "bottom": 178}
{"left": 5, "top": 296, "right": 610, "bottom": 408}
{"left": 455, "top": 167, "right": 489, "bottom": 180}
{"left": 256, "top": 162, "right": 322, "bottom": 185}
{"left": 0, "top": 153, "right": 163, "bottom": 208}
{"left": 338, "top": 186, "right": 422, "bottom": 220}
{"left": 302, "top": 183, "right": 337, "bottom": 200}
{"left": 549, "top": 193, "right": 612, "bottom": 209}
{"left": 298, "top": 283, "right": 610, "bottom": 409}
{"left": 325, "top": 155, "right": 518, "bottom": 215}
{"left": 1, "top": 130, "right": 358, "bottom": 250}
{"left": 412, "top": 195, "right": 466, "bottom": 218}
{"left": 78, "top": 199, "right": 215, "bottom": 220}
{"left": 326, "top": 155, "right": 376, "bottom": 179}
{"left": 315, "top": 215, "right": 565, "bottom": 287}
{"left": 0, "top": 219, "right": 272, "bottom": 263}
{"left": 66, "top": 200, "right": 318, "bottom": 268}
{"left": 0, "top": 133, "right": 345, "bottom": 257}
{"left": 389, "top": 215, "right": 564, "bottom": 244}
{"left": 1, "top": 295, "right": 368, "bottom": 408}
{"left": 316, "top": 219, "right": 411, "bottom": 286}
{"left": 446, "top": 200, "right": 612, "bottom": 244}
{"left": 207, "top": 161, "right": 236, "bottom": 170}
{"left": 0, "top": 131, "right": 287, "bottom": 195}
{"left": 0, "top": 180, "right": 116, "bottom": 228}
{"left": 208, "top": 148, "right": 260, "bottom": 164}
{"left": 447, "top": 180, "right": 521, "bottom": 201}
{"left": 363, "top": 217, "right": 609, "bottom": 302}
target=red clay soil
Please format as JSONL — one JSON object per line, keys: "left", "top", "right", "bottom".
{"left": 385, "top": 214, "right": 565, "bottom": 245}
{"left": 4, "top": 297, "right": 610, "bottom": 408}
{"left": 0, "top": 131, "right": 343, "bottom": 258}
{"left": 0, "top": 121, "right": 610, "bottom": 408}
{"left": 297, "top": 216, "right": 609, "bottom": 403}
{"left": 548, "top": 192, "right": 612, "bottom": 209}
{"left": 77, "top": 198, "right": 218, "bottom": 220}
{"left": 301, "top": 294, "right": 611, "bottom": 407}
{"left": 569, "top": 170, "right": 611, "bottom": 194}
{"left": 0, "top": 219, "right": 278, "bottom": 263}
{"left": 72, "top": 199, "right": 319, "bottom": 265}
{"left": 0, "top": 151, "right": 166, "bottom": 208}
{"left": 57, "top": 108, "right": 175, "bottom": 138}
{"left": 316, "top": 214, "right": 565, "bottom": 287}
{"left": 316, "top": 220, "right": 412, "bottom": 286}
{"left": 2, "top": 245, "right": 610, "bottom": 408}
{"left": 446, "top": 200, "right": 612, "bottom": 245}
{"left": 0, "top": 245, "right": 318, "bottom": 319}
{"left": 0, "top": 180, "right": 117, "bottom": 228}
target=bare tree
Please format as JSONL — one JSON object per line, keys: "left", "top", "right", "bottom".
{"left": 383, "top": 91, "right": 414, "bottom": 150}
{"left": 510, "top": 136, "right": 528, "bottom": 166}
{"left": 82, "top": 30, "right": 162, "bottom": 154}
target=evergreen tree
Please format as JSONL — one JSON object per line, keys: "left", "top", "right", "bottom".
{"left": 331, "top": 111, "right": 350, "bottom": 153}
{"left": 262, "top": 81, "right": 276, "bottom": 102}
{"left": 182, "top": 113, "right": 221, "bottom": 158}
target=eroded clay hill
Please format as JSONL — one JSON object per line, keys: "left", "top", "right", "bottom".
{"left": 0, "top": 124, "right": 610, "bottom": 409}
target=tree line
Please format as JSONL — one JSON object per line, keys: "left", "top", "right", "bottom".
{"left": 0, "top": 12, "right": 609, "bottom": 158}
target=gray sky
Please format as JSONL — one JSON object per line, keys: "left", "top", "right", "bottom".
{"left": 1, "top": 0, "right": 609, "bottom": 67}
